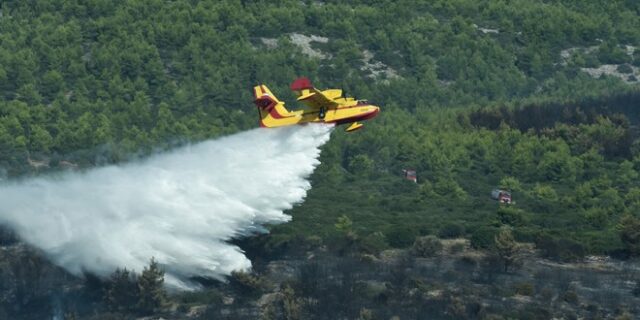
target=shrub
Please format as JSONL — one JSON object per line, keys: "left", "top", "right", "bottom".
{"left": 496, "top": 206, "right": 529, "bottom": 226}
{"left": 348, "top": 154, "right": 374, "bottom": 176}
{"left": 513, "top": 228, "right": 538, "bottom": 243}
{"left": 539, "top": 287, "right": 554, "bottom": 302}
{"left": 358, "top": 232, "right": 388, "bottom": 254}
{"left": 229, "top": 271, "right": 267, "bottom": 297}
{"left": 561, "top": 290, "right": 578, "bottom": 304}
{"left": 412, "top": 235, "right": 443, "bottom": 257}
{"left": 532, "top": 183, "right": 558, "bottom": 201}
{"left": 438, "top": 223, "right": 465, "bottom": 238}
{"left": 305, "top": 235, "right": 323, "bottom": 248}
{"left": 470, "top": 227, "right": 498, "bottom": 250}
{"left": 535, "top": 234, "right": 586, "bottom": 262}
{"left": 619, "top": 214, "right": 640, "bottom": 256}
{"left": 458, "top": 255, "right": 478, "bottom": 267}
{"left": 103, "top": 268, "right": 138, "bottom": 313}
{"left": 584, "top": 54, "right": 600, "bottom": 67}
{"left": 433, "top": 177, "right": 467, "bottom": 199}
{"left": 450, "top": 242, "right": 465, "bottom": 254}
{"left": 385, "top": 225, "right": 419, "bottom": 248}
{"left": 584, "top": 208, "right": 608, "bottom": 229}
{"left": 617, "top": 64, "right": 633, "bottom": 74}
{"left": 499, "top": 176, "right": 522, "bottom": 192}
{"left": 513, "top": 282, "right": 534, "bottom": 296}
{"left": 598, "top": 44, "right": 630, "bottom": 64}
{"left": 176, "top": 289, "right": 223, "bottom": 305}
{"left": 454, "top": 255, "right": 477, "bottom": 272}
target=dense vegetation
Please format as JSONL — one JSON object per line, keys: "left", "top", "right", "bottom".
{"left": 0, "top": 0, "right": 639, "bottom": 319}
{"left": 1, "top": 0, "right": 639, "bottom": 171}
{"left": 274, "top": 92, "right": 640, "bottom": 260}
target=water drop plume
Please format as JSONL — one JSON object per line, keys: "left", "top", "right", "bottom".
{"left": 0, "top": 124, "right": 333, "bottom": 289}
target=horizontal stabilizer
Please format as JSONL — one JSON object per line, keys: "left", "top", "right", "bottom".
{"left": 297, "top": 91, "right": 316, "bottom": 101}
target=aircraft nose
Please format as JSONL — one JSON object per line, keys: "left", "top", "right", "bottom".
{"left": 360, "top": 106, "right": 380, "bottom": 121}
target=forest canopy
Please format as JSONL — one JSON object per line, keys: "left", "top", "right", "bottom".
{"left": 0, "top": 0, "right": 639, "bottom": 258}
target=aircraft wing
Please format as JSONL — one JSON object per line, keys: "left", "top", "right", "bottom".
{"left": 290, "top": 77, "right": 339, "bottom": 110}
{"left": 297, "top": 88, "right": 339, "bottom": 110}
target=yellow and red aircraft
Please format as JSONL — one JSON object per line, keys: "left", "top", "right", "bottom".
{"left": 253, "top": 77, "right": 380, "bottom": 132}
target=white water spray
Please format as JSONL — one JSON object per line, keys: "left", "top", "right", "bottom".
{"left": 0, "top": 124, "right": 333, "bottom": 289}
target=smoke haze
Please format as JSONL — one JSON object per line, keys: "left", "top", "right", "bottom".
{"left": 0, "top": 124, "right": 333, "bottom": 289}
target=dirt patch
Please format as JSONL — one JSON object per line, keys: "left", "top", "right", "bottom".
{"left": 473, "top": 24, "right": 499, "bottom": 34}
{"left": 289, "top": 33, "right": 329, "bottom": 59}
{"left": 560, "top": 45, "right": 639, "bottom": 84}
{"left": 581, "top": 64, "right": 639, "bottom": 84}
{"left": 260, "top": 38, "right": 278, "bottom": 49}
{"left": 361, "top": 50, "right": 399, "bottom": 80}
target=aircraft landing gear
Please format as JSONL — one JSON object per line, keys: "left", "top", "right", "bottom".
{"left": 319, "top": 107, "right": 326, "bottom": 119}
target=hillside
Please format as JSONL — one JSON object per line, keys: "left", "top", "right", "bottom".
{"left": 1, "top": 0, "right": 639, "bottom": 173}
{"left": 0, "top": 0, "right": 639, "bottom": 319}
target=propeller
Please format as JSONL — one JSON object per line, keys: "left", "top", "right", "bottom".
{"left": 341, "top": 86, "right": 354, "bottom": 100}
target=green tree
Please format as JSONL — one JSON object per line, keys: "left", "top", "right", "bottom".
{"left": 433, "top": 177, "right": 467, "bottom": 199}
{"left": 497, "top": 206, "right": 529, "bottom": 227}
{"left": 281, "top": 284, "right": 302, "bottom": 320}
{"left": 494, "top": 227, "right": 521, "bottom": 272}
{"left": 412, "top": 235, "right": 443, "bottom": 257}
{"left": 230, "top": 270, "right": 267, "bottom": 297}
{"left": 532, "top": 183, "right": 558, "bottom": 201}
{"left": 129, "top": 91, "right": 152, "bottom": 129}
{"left": 41, "top": 70, "right": 64, "bottom": 99}
{"left": 470, "top": 227, "right": 498, "bottom": 250}
{"left": 137, "top": 258, "right": 166, "bottom": 314}
{"left": 438, "top": 223, "right": 465, "bottom": 239}
{"left": 94, "top": 114, "right": 113, "bottom": 145}
{"left": 104, "top": 268, "right": 138, "bottom": 312}
{"left": 499, "top": 176, "right": 521, "bottom": 192}
{"left": 16, "top": 84, "right": 42, "bottom": 105}
{"left": 535, "top": 234, "right": 586, "bottom": 262}
{"left": 348, "top": 154, "right": 374, "bottom": 176}
{"left": 619, "top": 215, "right": 640, "bottom": 256}
{"left": 617, "top": 161, "right": 638, "bottom": 185}
{"left": 335, "top": 215, "right": 353, "bottom": 233}
{"left": 29, "top": 125, "right": 53, "bottom": 153}
{"left": 626, "top": 188, "right": 640, "bottom": 212}
{"left": 584, "top": 208, "right": 609, "bottom": 229}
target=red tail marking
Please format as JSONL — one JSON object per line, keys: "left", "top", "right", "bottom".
{"left": 290, "top": 77, "right": 313, "bottom": 91}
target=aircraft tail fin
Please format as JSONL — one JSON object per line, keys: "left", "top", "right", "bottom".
{"left": 253, "top": 85, "right": 295, "bottom": 127}
{"left": 290, "top": 77, "right": 315, "bottom": 100}
{"left": 253, "top": 84, "right": 279, "bottom": 109}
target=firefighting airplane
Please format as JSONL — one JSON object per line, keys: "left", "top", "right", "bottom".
{"left": 253, "top": 77, "right": 380, "bottom": 132}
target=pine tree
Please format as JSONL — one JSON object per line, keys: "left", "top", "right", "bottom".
{"left": 619, "top": 215, "right": 640, "bottom": 256}
{"left": 281, "top": 284, "right": 301, "bottom": 320}
{"left": 136, "top": 257, "right": 166, "bottom": 314}
{"left": 104, "top": 268, "right": 138, "bottom": 312}
{"left": 494, "top": 227, "right": 521, "bottom": 272}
